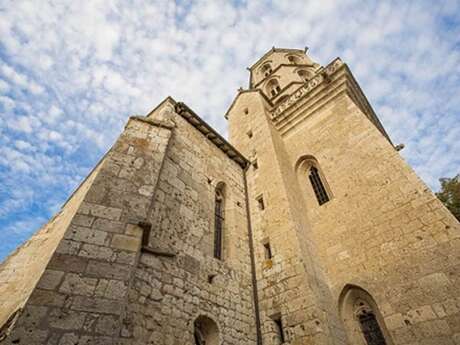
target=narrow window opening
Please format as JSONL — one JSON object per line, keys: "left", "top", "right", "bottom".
{"left": 267, "top": 79, "right": 281, "bottom": 97}
{"left": 263, "top": 242, "right": 272, "bottom": 259}
{"left": 252, "top": 159, "right": 258, "bottom": 170}
{"left": 246, "top": 130, "right": 253, "bottom": 138}
{"left": 214, "top": 188, "right": 224, "bottom": 259}
{"left": 358, "top": 310, "right": 387, "bottom": 345}
{"left": 256, "top": 195, "right": 265, "bottom": 210}
{"left": 261, "top": 63, "right": 273, "bottom": 78}
{"left": 308, "top": 166, "right": 330, "bottom": 205}
{"left": 244, "top": 108, "right": 249, "bottom": 115}
{"left": 273, "top": 316, "right": 285, "bottom": 344}
{"left": 207, "top": 274, "right": 216, "bottom": 284}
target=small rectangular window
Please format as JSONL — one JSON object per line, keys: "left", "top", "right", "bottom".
{"left": 273, "top": 315, "right": 285, "bottom": 344}
{"left": 252, "top": 159, "right": 258, "bottom": 170}
{"left": 246, "top": 130, "right": 253, "bottom": 138}
{"left": 263, "top": 242, "right": 272, "bottom": 259}
{"left": 256, "top": 195, "right": 265, "bottom": 210}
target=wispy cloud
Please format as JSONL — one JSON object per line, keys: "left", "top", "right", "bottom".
{"left": 0, "top": 0, "right": 459, "bottom": 260}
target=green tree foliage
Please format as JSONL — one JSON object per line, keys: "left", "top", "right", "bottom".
{"left": 435, "top": 174, "right": 460, "bottom": 221}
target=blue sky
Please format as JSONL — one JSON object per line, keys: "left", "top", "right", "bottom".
{"left": 0, "top": 0, "right": 459, "bottom": 261}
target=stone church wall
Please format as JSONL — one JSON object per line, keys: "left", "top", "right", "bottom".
{"left": 284, "top": 93, "right": 460, "bottom": 344}
{"left": 2, "top": 101, "right": 257, "bottom": 345}
{"left": 0, "top": 154, "right": 102, "bottom": 335}
{"left": 120, "top": 103, "right": 257, "bottom": 344}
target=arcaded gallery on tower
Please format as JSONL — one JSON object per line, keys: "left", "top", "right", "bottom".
{"left": 0, "top": 48, "right": 459, "bottom": 345}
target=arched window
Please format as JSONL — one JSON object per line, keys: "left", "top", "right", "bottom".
{"left": 194, "top": 315, "right": 219, "bottom": 345}
{"left": 356, "top": 302, "right": 387, "bottom": 345}
{"left": 214, "top": 183, "right": 225, "bottom": 260}
{"left": 295, "top": 155, "right": 332, "bottom": 206}
{"left": 297, "top": 69, "right": 311, "bottom": 81}
{"left": 287, "top": 55, "right": 300, "bottom": 64}
{"left": 266, "top": 79, "right": 281, "bottom": 97}
{"left": 309, "top": 166, "right": 330, "bottom": 205}
{"left": 339, "top": 285, "right": 393, "bottom": 345}
{"left": 261, "top": 63, "right": 273, "bottom": 77}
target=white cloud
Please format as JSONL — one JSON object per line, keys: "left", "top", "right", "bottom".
{"left": 14, "top": 140, "right": 33, "bottom": 151}
{"left": 7, "top": 116, "right": 34, "bottom": 133}
{"left": 0, "top": 0, "right": 459, "bottom": 261}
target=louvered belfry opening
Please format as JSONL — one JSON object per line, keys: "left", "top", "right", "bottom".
{"left": 308, "top": 166, "right": 330, "bottom": 205}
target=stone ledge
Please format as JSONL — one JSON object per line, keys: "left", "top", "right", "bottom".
{"left": 128, "top": 115, "right": 176, "bottom": 129}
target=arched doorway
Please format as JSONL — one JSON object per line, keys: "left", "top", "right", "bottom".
{"left": 339, "top": 285, "right": 393, "bottom": 345}
{"left": 194, "top": 315, "right": 219, "bottom": 345}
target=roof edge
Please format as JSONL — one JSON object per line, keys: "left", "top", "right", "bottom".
{"left": 173, "top": 102, "right": 250, "bottom": 169}
{"left": 224, "top": 89, "right": 272, "bottom": 119}
{"left": 248, "top": 47, "right": 306, "bottom": 70}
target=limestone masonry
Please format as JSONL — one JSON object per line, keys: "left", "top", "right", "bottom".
{"left": 1, "top": 47, "right": 459, "bottom": 345}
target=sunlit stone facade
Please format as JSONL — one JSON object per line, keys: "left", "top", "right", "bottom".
{"left": 1, "top": 47, "right": 459, "bottom": 345}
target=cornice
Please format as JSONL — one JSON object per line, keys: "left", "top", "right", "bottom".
{"left": 174, "top": 102, "right": 249, "bottom": 168}
{"left": 270, "top": 58, "right": 392, "bottom": 143}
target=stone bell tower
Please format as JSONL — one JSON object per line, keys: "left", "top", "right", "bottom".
{"left": 225, "top": 47, "right": 460, "bottom": 345}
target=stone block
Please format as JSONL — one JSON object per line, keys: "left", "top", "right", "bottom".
{"left": 59, "top": 273, "right": 98, "bottom": 296}
{"left": 79, "top": 243, "right": 114, "bottom": 261}
{"left": 95, "top": 314, "right": 119, "bottom": 335}
{"left": 92, "top": 218, "right": 125, "bottom": 234}
{"left": 65, "top": 225, "right": 109, "bottom": 246}
{"left": 95, "top": 279, "right": 128, "bottom": 300}
{"left": 71, "top": 296, "right": 122, "bottom": 315}
{"left": 111, "top": 234, "right": 141, "bottom": 252}
{"left": 59, "top": 333, "right": 80, "bottom": 345}
{"left": 86, "top": 261, "right": 131, "bottom": 281}
{"left": 29, "top": 289, "right": 67, "bottom": 307}
{"left": 49, "top": 254, "right": 88, "bottom": 273}
{"left": 56, "top": 239, "right": 81, "bottom": 255}
{"left": 48, "top": 309, "right": 86, "bottom": 330}
{"left": 72, "top": 214, "right": 95, "bottom": 228}
{"left": 79, "top": 202, "right": 122, "bottom": 221}
{"left": 36, "top": 269, "right": 64, "bottom": 290}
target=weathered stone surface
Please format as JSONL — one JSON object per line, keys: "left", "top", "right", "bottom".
{"left": 48, "top": 309, "right": 86, "bottom": 330}
{"left": 86, "top": 261, "right": 131, "bottom": 281}
{"left": 36, "top": 269, "right": 64, "bottom": 290}
{"left": 111, "top": 234, "right": 141, "bottom": 252}
{"left": 2, "top": 48, "right": 460, "bottom": 345}
{"left": 59, "top": 273, "right": 98, "bottom": 296}
{"left": 71, "top": 296, "right": 122, "bottom": 315}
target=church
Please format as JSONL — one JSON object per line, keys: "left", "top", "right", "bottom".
{"left": 0, "top": 47, "right": 459, "bottom": 345}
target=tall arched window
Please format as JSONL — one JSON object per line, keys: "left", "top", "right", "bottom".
{"left": 339, "top": 285, "right": 393, "bottom": 345}
{"left": 295, "top": 155, "right": 332, "bottom": 206}
{"left": 356, "top": 302, "right": 387, "bottom": 345}
{"left": 194, "top": 315, "right": 219, "bottom": 345}
{"left": 309, "top": 166, "right": 330, "bottom": 205}
{"left": 214, "top": 183, "right": 225, "bottom": 260}
{"left": 266, "top": 79, "right": 281, "bottom": 97}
